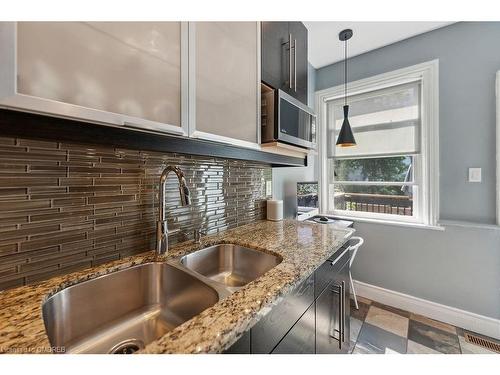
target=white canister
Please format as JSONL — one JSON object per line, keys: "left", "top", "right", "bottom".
{"left": 267, "top": 199, "right": 283, "bottom": 221}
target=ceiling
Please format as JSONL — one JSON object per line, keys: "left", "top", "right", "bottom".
{"left": 303, "top": 22, "right": 454, "bottom": 69}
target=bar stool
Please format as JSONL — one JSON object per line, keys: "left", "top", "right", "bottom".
{"left": 348, "top": 236, "right": 364, "bottom": 310}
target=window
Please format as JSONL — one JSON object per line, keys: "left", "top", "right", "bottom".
{"left": 317, "top": 61, "right": 439, "bottom": 226}
{"left": 331, "top": 156, "right": 416, "bottom": 217}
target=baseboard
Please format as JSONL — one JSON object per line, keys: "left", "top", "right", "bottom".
{"left": 353, "top": 280, "right": 500, "bottom": 340}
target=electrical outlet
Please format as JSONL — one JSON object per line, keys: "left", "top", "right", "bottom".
{"left": 468, "top": 168, "right": 482, "bottom": 183}
{"left": 266, "top": 180, "right": 272, "bottom": 196}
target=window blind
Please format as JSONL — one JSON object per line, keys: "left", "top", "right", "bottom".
{"left": 327, "top": 81, "right": 421, "bottom": 159}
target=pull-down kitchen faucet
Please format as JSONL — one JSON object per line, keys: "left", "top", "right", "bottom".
{"left": 156, "top": 166, "right": 191, "bottom": 256}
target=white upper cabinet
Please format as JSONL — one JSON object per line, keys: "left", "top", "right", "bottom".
{"left": 0, "top": 22, "right": 261, "bottom": 146}
{"left": 0, "top": 22, "right": 187, "bottom": 135}
{"left": 192, "top": 22, "right": 260, "bottom": 148}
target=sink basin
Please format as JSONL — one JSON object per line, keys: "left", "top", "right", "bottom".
{"left": 180, "top": 244, "right": 282, "bottom": 288}
{"left": 42, "top": 263, "right": 219, "bottom": 354}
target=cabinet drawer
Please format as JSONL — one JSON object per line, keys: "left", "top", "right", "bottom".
{"left": 315, "top": 244, "right": 350, "bottom": 298}
{"left": 251, "top": 273, "right": 314, "bottom": 353}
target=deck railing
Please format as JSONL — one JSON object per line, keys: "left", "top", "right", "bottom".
{"left": 335, "top": 192, "right": 413, "bottom": 216}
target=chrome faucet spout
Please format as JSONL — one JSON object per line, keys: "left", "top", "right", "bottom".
{"left": 156, "top": 166, "right": 191, "bottom": 256}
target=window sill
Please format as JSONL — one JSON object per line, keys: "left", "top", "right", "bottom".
{"left": 331, "top": 214, "right": 445, "bottom": 231}
{"left": 438, "top": 220, "right": 500, "bottom": 231}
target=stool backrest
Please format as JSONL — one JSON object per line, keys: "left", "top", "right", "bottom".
{"left": 348, "top": 236, "right": 364, "bottom": 267}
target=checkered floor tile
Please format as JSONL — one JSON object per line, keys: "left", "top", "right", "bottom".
{"left": 349, "top": 296, "right": 499, "bottom": 354}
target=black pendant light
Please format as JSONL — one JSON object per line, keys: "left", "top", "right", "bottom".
{"left": 336, "top": 29, "right": 356, "bottom": 147}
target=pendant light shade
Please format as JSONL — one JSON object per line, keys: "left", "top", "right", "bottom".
{"left": 336, "top": 105, "right": 356, "bottom": 147}
{"left": 336, "top": 29, "right": 356, "bottom": 147}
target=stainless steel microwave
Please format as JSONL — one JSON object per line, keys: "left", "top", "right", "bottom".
{"left": 261, "top": 89, "right": 316, "bottom": 149}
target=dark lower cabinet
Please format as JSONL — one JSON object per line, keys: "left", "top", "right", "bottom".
{"left": 251, "top": 273, "right": 314, "bottom": 353}
{"left": 316, "top": 261, "right": 351, "bottom": 354}
{"left": 224, "top": 245, "right": 351, "bottom": 354}
{"left": 271, "top": 303, "right": 315, "bottom": 354}
{"left": 315, "top": 244, "right": 350, "bottom": 299}
{"left": 223, "top": 331, "right": 251, "bottom": 354}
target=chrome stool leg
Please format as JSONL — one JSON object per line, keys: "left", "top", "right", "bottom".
{"left": 347, "top": 236, "right": 364, "bottom": 311}
{"left": 350, "top": 271, "right": 358, "bottom": 309}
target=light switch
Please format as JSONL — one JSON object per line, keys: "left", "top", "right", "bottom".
{"left": 266, "top": 180, "right": 272, "bottom": 196}
{"left": 468, "top": 168, "right": 482, "bottom": 182}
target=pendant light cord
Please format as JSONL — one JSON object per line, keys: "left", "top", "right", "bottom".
{"left": 344, "top": 38, "right": 347, "bottom": 106}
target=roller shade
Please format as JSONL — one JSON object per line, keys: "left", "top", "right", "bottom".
{"left": 328, "top": 82, "right": 421, "bottom": 159}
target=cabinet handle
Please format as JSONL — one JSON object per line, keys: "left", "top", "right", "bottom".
{"left": 329, "top": 283, "right": 343, "bottom": 350}
{"left": 294, "top": 38, "right": 297, "bottom": 92}
{"left": 288, "top": 33, "right": 292, "bottom": 89}
{"left": 340, "top": 280, "right": 345, "bottom": 345}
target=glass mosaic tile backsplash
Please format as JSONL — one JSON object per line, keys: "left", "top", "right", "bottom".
{"left": 0, "top": 136, "right": 271, "bottom": 290}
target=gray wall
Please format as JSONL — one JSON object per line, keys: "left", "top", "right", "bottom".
{"left": 352, "top": 222, "right": 500, "bottom": 319}
{"left": 272, "top": 62, "right": 318, "bottom": 217}
{"left": 315, "top": 22, "right": 500, "bottom": 319}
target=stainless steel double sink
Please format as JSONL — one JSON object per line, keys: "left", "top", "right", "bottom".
{"left": 42, "top": 244, "right": 282, "bottom": 354}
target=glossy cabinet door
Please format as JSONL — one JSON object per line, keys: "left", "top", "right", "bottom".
{"left": 8, "top": 22, "right": 186, "bottom": 135}
{"left": 251, "top": 273, "right": 314, "bottom": 353}
{"left": 194, "top": 22, "right": 259, "bottom": 147}
{"left": 224, "top": 245, "right": 352, "bottom": 354}
{"left": 261, "top": 22, "right": 290, "bottom": 91}
{"left": 223, "top": 331, "right": 251, "bottom": 354}
{"left": 315, "top": 244, "right": 350, "bottom": 299}
{"left": 261, "top": 22, "right": 308, "bottom": 105}
{"left": 271, "top": 303, "right": 315, "bottom": 354}
{"left": 316, "top": 261, "right": 351, "bottom": 354}
{"left": 288, "top": 22, "right": 308, "bottom": 104}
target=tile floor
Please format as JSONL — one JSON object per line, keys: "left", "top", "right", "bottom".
{"left": 349, "top": 296, "right": 499, "bottom": 354}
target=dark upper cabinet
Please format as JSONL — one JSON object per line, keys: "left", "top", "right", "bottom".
{"left": 261, "top": 22, "right": 290, "bottom": 92}
{"left": 261, "top": 22, "right": 308, "bottom": 105}
{"left": 288, "top": 22, "right": 308, "bottom": 104}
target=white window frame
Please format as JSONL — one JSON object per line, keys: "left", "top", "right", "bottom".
{"left": 316, "top": 60, "right": 440, "bottom": 227}
{"left": 496, "top": 70, "right": 500, "bottom": 226}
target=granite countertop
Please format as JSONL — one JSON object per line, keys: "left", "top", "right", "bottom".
{"left": 0, "top": 219, "right": 353, "bottom": 354}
